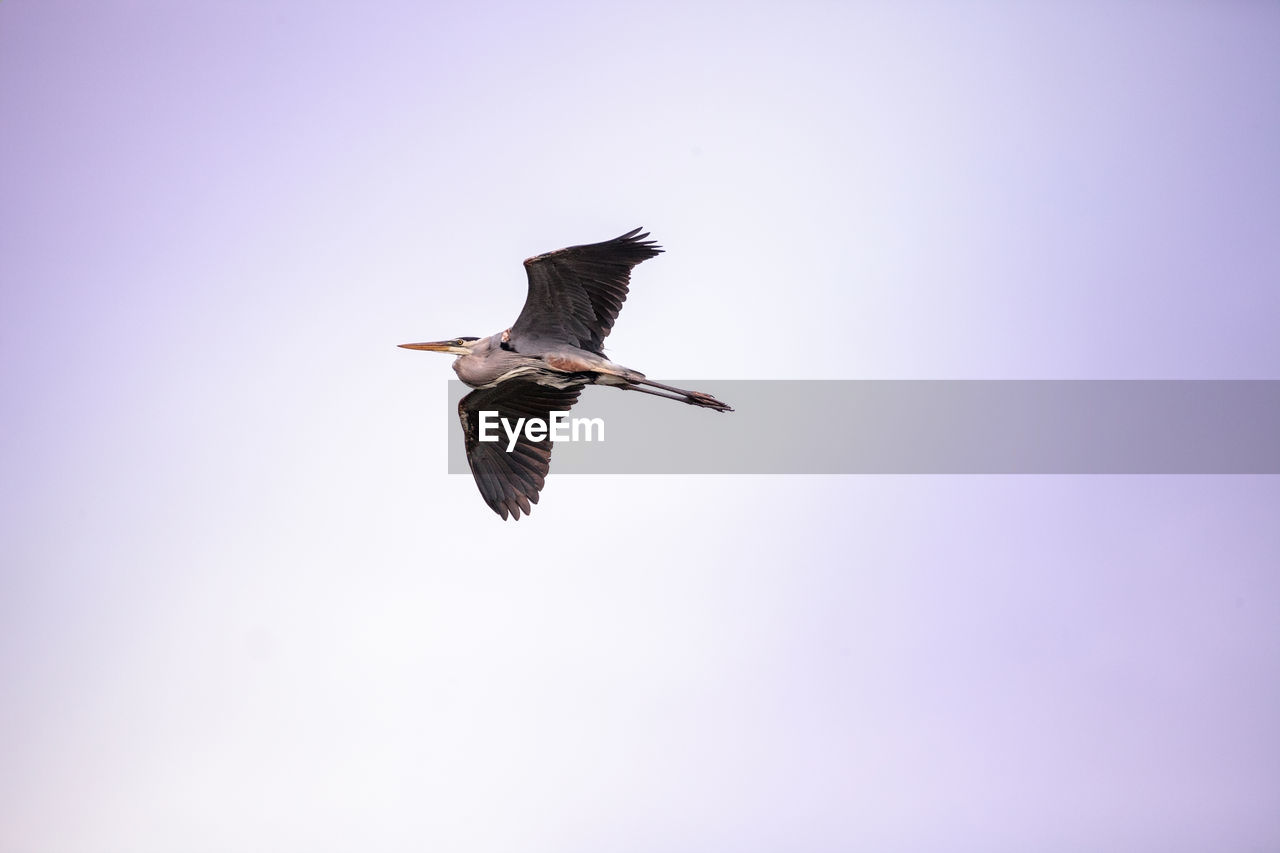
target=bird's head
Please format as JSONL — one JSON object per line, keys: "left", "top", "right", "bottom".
{"left": 398, "top": 336, "right": 480, "bottom": 355}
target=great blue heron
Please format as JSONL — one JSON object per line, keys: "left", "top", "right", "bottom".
{"left": 400, "top": 227, "right": 732, "bottom": 520}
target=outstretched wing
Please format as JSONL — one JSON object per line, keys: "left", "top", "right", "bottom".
{"left": 509, "top": 227, "right": 663, "bottom": 356}
{"left": 458, "top": 379, "right": 583, "bottom": 520}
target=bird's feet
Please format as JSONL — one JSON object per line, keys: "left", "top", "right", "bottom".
{"left": 686, "top": 391, "right": 734, "bottom": 412}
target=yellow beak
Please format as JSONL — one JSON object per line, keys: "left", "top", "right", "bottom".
{"left": 399, "top": 340, "right": 467, "bottom": 354}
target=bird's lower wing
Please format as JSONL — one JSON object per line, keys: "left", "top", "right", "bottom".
{"left": 459, "top": 379, "right": 584, "bottom": 520}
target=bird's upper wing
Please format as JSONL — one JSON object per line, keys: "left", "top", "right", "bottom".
{"left": 459, "top": 379, "right": 584, "bottom": 520}
{"left": 508, "top": 227, "right": 663, "bottom": 355}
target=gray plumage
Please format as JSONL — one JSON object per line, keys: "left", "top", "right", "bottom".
{"left": 401, "top": 228, "right": 732, "bottom": 520}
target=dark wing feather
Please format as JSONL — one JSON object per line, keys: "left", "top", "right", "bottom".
{"left": 458, "top": 379, "right": 583, "bottom": 520}
{"left": 509, "top": 227, "right": 663, "bottom": 355}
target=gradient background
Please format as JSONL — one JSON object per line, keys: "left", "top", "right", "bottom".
{"left": 3, "top": 2, "right": 1279, "bottom": 851}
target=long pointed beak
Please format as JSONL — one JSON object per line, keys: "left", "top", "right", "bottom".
{"left": 399, "top": 341, "right": 459, "bottom": 353}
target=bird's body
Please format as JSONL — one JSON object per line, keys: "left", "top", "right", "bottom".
{"left": 448, "top": 331, "right": 627, "bottom": 390}
{"left": 401, "top": 228, "right": 731, "bottom": 520}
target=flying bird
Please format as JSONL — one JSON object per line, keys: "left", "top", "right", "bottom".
{"left": 401, "top": 227, "right": 732, "bottom": 520}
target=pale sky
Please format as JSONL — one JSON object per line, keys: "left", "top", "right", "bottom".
{"left": 2, "top": 2, "right": 1278, "bottom": 851}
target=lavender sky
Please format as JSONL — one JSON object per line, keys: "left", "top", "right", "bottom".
{"left": 2, "top": 2, "right": 1278, "bottom": 851}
